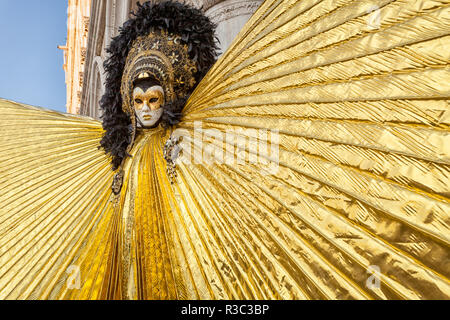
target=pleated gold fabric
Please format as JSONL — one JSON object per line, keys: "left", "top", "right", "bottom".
{"left": 0, "top": 100, "right": 116, "bottom": 299}
{"left": 0, "top": 0, "right": 449, "bottom": 299}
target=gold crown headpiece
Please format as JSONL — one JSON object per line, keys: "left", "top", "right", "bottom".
{"left": 120, "top": 29, "right": 197, "bottom": 117}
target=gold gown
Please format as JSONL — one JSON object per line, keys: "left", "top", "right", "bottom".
{"left": 0, "top": 0, "right": 449, "bottom": 299}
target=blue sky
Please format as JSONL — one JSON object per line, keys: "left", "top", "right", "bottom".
{"left": 0, "top": 0, "right": 68, "bottom": 112}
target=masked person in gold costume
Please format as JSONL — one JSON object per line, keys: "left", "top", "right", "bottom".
{"left": 0, "top": 0, "right": 449, "bottom": 300}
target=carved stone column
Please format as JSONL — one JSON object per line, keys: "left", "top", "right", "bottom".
{"left": 205, "top": 0, "right": 262, "bottom": 54}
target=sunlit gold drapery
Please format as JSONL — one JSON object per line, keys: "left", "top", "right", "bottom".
{"left": 0, "top": 0, "right": 449, "bottom": 299}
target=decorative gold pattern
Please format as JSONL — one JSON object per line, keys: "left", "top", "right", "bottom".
{"left": 163, "top": 135, "right": 182, "bottom": 184}
{"left": 121, "top": 30, "right": 197, "bottom": 117}
{"left": 0, "top": 0, "right": 449, "bottom": 300}
{"left": 118, "top": 30, "right": 198, "bottom": 181}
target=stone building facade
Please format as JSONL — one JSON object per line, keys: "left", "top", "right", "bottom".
{"left": 59, "top": 0, "right": 91, "bottom": 115}
{"left": 61, "top": 0, "right": 262, "bottom": 118}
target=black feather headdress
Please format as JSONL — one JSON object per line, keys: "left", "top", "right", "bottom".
{"left": 99, "top": 1, "right": 219, "bottom": 170}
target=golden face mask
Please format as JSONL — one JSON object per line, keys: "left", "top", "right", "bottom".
{"left": 133, "top": 86, "right": 164, "bottom": 127}
{"left": 121, "top": 30, "right": 197, "bottom": 118}
{"left": 120, "top": 29, "right": 198, "bottom": 155}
